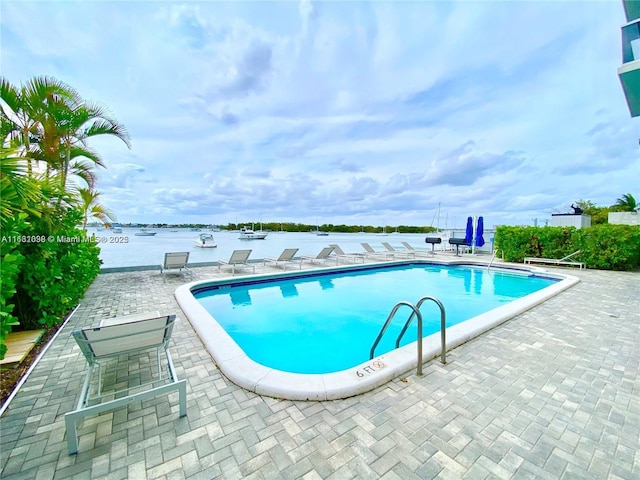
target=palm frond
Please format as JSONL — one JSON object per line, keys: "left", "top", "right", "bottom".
{"left": 68, "top": 145, "right": 104, "bottom": 169}
{"left": 83, "top": 119, "right": 132, "bottom": 148}
{"left": 69, "top": 159, "right": 99, "bottom": 189}
{"left": 0, "top": 147, "right": 43, "bottom": 225}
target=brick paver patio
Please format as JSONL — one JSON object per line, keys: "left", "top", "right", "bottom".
{"left": 1, "top": 259, "right": 638, "bottom": 479}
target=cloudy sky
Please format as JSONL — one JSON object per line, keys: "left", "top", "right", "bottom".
{"left": 2, "top": 0, "right": 638, "bottom": 229}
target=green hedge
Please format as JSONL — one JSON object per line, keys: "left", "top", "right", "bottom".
{"left": 494, "top": 224, "right": 640, "bottom": 271}
{"left": 0, "top": 209, "right": 102, "bottom": 358}
{"left": 0, "top": 213, "right": 27, "bottom": 360}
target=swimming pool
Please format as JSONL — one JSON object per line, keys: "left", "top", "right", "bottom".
{"left": 175, "top": 261, "right": 579, "bottom": 400}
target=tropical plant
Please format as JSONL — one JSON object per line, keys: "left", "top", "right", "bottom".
{"left": 494, "top": 224, "right": 640, "bottom": 271}
{"left": 611, "top": 193, "right": 638, "bottom": 212}
{"left": 0, "top": 76, "right": 128, "bottom": 359}
{"left": 13, "top": 209, "right": 102, "bottom": 329}
{"left": 77, "top": 187, "right": 116, "bottom": 229}
{"left": 0, "top": 213, "right": 27, "bottom": 360}
{"left": 40, "top": 100, "right": 131, "bottom": 192}
{"left": 575, "top": 199, "right": 609, "bottom": 225}
{"left": 1, "top": 75, "right": 130, "bottom": 195}
{"left": 0, "top": 76, "right": 78, "bottom": 176}
{"left": 0, "top": 147, "right": 42, "bottom": 226}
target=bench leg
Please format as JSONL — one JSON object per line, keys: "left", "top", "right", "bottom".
{"left": 64, "top": 380, "right": 187, "bottom": 454}
{"left": 178, "top": 380, "right": 187, "bottom": 417}
{"left": 65, "top": 412, "right": 80, "bottom": 455}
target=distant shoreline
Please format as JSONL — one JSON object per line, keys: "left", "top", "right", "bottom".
{"left": 92, "top": 223, "right": 440, "bottom": 234}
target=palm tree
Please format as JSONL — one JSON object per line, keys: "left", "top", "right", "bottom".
{"left": 77, "top": 187, "right": 116, "bottom": 230}
{"left": 1, "top": 76, "right": 128, "bottom": 227}
{"left": 612, "top": 193, "right": 638, "bottom": 212}
{"left": 42, "top": 100, "right": 131, "bottom": 192}
{"left": 0, "top": 76, "right": 79, "bottom": 176}
{"left": 1, "top": 76, "right": 131, "bottom": 193}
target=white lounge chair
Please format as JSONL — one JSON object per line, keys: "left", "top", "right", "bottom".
{"left": 360, "top": 242, "right": 394, "bottom": 260}
{"left": 65, "top": 312, "right": 187, "bottom": 454}
{"left": 218, "top": 249, "right": 255, "bottom": 275}
{"left": 401, "top": 241, "right": 435, "bottom": 257}
{"left": 301, "top": 246, "right": 337, "bottom": 265}
{"left": 161, "top": 252, "right": 192, "bottom": 281}
{"left": 264, "top": 248, "right": 301, "bottom": 270}
{"left": 329, "top": 244, "right": 366, "bottom": 263}
{"left": 524, "top": 250, "right": 585, "bottom": 269}
{"left": 381, "top": 242, "right": 415, "bottom": 259}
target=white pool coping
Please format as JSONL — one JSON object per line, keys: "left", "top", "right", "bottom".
{"left": 174, "top": 261, "right": 579, "bottom": 401}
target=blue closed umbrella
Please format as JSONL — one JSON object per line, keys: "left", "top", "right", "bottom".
{"left": 465, "top": 216, "right": 473, "bottom": 246}
{"left": 475, "top": 216, "right": 485, "bottom": 247}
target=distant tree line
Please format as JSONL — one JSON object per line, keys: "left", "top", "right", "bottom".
{"left": 226, "top": 223, "right": 438, "bottom": 234}
{"left": 101, "top": 222, "right": 440, "bottom": 233}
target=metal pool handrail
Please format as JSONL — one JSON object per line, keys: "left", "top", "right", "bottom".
{"left": 370, "top": 296, "right": 447, "bottom": 376}
{"left": 487, "top": 250, "right": 497, "bottom": 270}
{"left": 396, "top": 296, "right": 447, "bottom": 370}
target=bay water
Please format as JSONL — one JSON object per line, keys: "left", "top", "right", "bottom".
{"left": 95, "top": 228, "right": 438, "bottom": 269}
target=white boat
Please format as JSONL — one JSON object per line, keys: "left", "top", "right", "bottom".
{"left": 194, "top": 233, "right": 217, "bottom": 248}
{"left": 135, "top": 229, "right": 157, "bottom": 236}
{"left": 315, "top": 225, "right": 329, "bottom": 236}
{"left": 238, "top": 226, "right": 268, "bottom": 240}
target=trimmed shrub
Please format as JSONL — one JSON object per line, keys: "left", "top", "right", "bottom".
{"left": 13, "top": 209, "right": 102, "bottom": 330}
{"left": 0, "top": 213, "right": 27, "bottom": 359}
{"left": 495, "top": 224, "right": 640, "bottom": 271}
{"left": 572, "top": 224, "right": 640, "bottom": 271}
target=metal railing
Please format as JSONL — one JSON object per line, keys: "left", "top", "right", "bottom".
{"left": 487, "top": 250, "right": 497, "bottom": 271}
{"left": 370, "top": 296, "right": 446, "bottom": 376}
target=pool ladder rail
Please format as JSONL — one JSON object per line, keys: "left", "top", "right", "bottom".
{"left": 487, "top": 250, "right": 498, "bottom": 270}
{"left": 369, "top": 296, "right": 446, "bottom": 376}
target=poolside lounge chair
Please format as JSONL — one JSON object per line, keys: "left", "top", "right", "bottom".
{"left": 329, "top": 244, "right": 366, "bottom": 263}
{"left": 218, "top": 249, "right": 255, "bottom": 275}
{"left": 301, "top": 246, "right": 337, "bottom": 265}
{"left": 524, "top": 250, "right": 585, "bottom": 269}
{"left": 161, "top": 252, "right": 192, "bottom": 281}
{"left": 382, "top": 242, "right": 415, "bottom": 259}
{"left": 360, "top": 242, "right": 394, "bottom": 260}
{"left": 264, "top": 248, "right": 301, "bottom": 270}
{"left": 65, "top": 312, "right": 187, "bottom": 454}
{"left": 401, "top": 241, "right": 435, "bottom": 257}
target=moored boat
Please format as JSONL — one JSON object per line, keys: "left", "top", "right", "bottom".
{"left": 135, "top": 229, "right": 157, "bottom": 236}
{"left": 194, "top": 233, "right": 217, "bottom": 248}
{"left": 238, "top": 226, "right": 268, "bottom": 240}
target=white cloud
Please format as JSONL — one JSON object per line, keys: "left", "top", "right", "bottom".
{"left": 1, "top": 0, "right": 637, "bottom": 228}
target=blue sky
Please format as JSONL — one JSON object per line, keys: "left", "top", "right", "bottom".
{"left": 2, "top": 0, "right": 638, "bottom": 229}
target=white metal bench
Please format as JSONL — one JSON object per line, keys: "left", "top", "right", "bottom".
{"left": 65, "top": 312, "right": 187, "bottom": 454}
{"left": 524, "top": 250, "right": 585, "bottom": 269}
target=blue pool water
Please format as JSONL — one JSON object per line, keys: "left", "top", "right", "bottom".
{"left": 194, "top": 264, "right": 557, "bottom": 374}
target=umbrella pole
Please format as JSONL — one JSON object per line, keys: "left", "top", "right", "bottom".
{"left": 472, "top": 215, "right": 476, "bottom": 255}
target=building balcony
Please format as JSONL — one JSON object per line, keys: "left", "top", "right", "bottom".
{"left": 623, "top": 0, "right": 640, "bottom": 23}
{"left": 619, "top": 16, "right": 640, "bottom": 117}
{"left": 618, "top": 61, "right": 640, "bottom": 117}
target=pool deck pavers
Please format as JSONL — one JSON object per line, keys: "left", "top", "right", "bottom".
{"left": 0, "top": 256, "right": 638, "bottom": 479}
